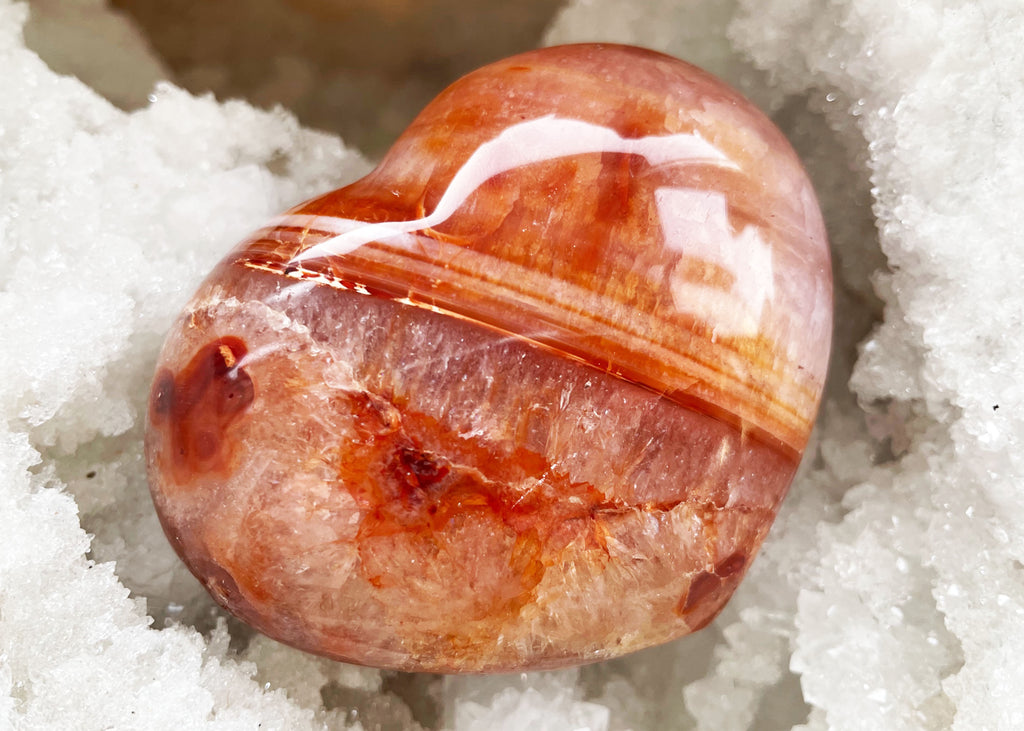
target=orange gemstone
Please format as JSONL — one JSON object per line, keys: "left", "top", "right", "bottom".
{"left": 146, "top": 43, "right": 831, "bottom": 672}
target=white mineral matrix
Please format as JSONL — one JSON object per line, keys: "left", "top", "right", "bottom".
{"left": 1, "top": 0, "right": 1022, "bottom": 729}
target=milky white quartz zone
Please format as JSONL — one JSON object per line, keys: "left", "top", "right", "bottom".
{"left": 1, "top": 0, "right": 1022, "bottom": 729}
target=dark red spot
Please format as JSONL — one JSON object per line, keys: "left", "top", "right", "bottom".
{"left": 397, "top": 446, "right": 451, "bottom": 488}
{"left": 714, "top": 552, "right": 747, "bottom": 579}
{"left": 187, "top": 555, "right": 265, "bottom": 619}
{"left": 675, "top": 553, "right": 750, "bottom": 624}
{"left": 150, "top": 337, "right": 255, "bottom": 484}
{"left": 150, "top": 369, "right": 176, "bottom": 420}
{"left": 678, "top": 571, "right": 721, "bottom": 615}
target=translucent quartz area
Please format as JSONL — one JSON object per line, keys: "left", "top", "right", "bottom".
{"left": 146, "top": 44, "right": 831, "bottom": 672}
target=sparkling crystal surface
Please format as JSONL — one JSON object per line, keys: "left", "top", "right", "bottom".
{"left": 146, "top": 43, "right": 832, "bottom": 673}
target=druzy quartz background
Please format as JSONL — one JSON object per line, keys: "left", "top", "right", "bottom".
{"left": 2, "top": 0, "right": 1023, "bottom": 729}
{"left": 145, "top": 44, "right": 831, "bottom": 673}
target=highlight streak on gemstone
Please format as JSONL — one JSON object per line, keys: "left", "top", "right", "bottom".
{"left": 656, "top": 187, "right": 775, "bottom": 336}
{"left": 286, "top": 116, "right": 740, "bottom": 263}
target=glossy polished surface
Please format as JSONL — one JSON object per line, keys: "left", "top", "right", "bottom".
{"left": 146, "top": 44, "right": 832, "bottom": 673}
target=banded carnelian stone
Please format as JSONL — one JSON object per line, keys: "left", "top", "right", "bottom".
{"left": 146, "top": 43, "right": 831, "bottom": 673}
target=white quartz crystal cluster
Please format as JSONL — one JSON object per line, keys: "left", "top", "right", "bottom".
{"left": 1, "top": 0, "right": 1022, "bottom": 728}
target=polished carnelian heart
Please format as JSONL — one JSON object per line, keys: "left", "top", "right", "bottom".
{"left": 146, "top": 43, "right": 832, "bottom": 673}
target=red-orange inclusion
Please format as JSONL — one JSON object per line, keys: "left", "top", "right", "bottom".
{"left": 150, "top": 337, "right": 254, "bottom": 486}
{"left": 146, "top": 43, "right": 832, "bottom": 673}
